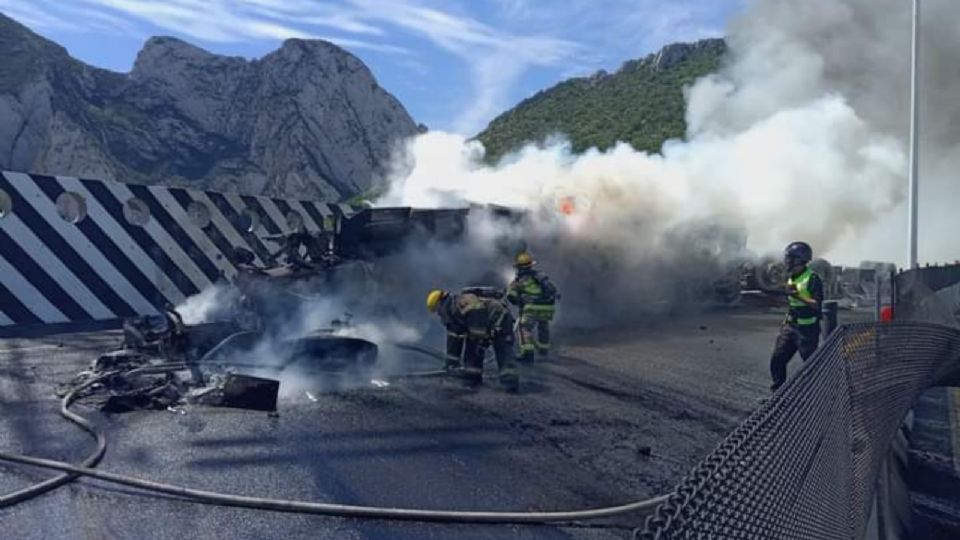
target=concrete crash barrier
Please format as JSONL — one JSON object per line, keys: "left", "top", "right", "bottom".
{"left": 639, "top": 321, "right": 960, "bottom": 540}
{"left": 0, "top": 170, "right": 508, "bottom": 331}
{"left": 0, "top": 170, "right": 358, "bottom": 327}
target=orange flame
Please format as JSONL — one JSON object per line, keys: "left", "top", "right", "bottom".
{"left": 558, "top": 196, "right": 575, "bottom": 216}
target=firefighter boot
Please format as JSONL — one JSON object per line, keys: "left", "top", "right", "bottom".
{"left": 445, "top": 332, "right": 465, "bottom": 371}
{"left": 494, "top": 331, "right": 520, "bottom": 393}
{"left": 517, "top": 315, "right": 537, "bottom": 364}
{"left": 461, "top": 339, "right": 484, "bottom": 387}
{"left": 536, "top": 319, "right": 551, "bottom": 359}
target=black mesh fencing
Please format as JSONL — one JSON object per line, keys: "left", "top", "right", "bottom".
{"left": 638, "top": 321, "right": 960, "bottom": 539}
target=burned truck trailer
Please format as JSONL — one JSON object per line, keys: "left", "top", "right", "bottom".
{"left": 336, "top": 206, "right": 472, "bottom": 259}
{"left": 230, "top": 204, "right": 526, "bottom": 331}
{"left": 0, "top": 170, "right": 531, "bottom": 330}
{"left": 98, "top": 205, "right": 486, "bottom": 411}
{"left": 236, "top": 204, "right": 519, "bottom": 266}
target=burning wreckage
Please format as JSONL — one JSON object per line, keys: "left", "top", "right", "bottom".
{"left": 59, "top": 204, "right": 894, "bottom": 415}
{"left": 59, "top": 205, "right": 514, "bottom": 414}
{"left": 643, "top": 223, "right": 894, "bottom": 308}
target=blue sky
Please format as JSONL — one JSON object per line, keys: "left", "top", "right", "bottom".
{"left": 0, "top": 0, "right": 742, "bottom": 134}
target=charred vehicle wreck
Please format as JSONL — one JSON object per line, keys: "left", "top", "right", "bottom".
{"left": 60, "top": 205, "right": 520, "bottom": 415}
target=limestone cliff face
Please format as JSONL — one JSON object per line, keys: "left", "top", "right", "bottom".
{"left": 0, "top": 14, "right": 419, "bottom": 200}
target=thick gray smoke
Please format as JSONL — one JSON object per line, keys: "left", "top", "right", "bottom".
{"left": 381, "top": 0, "right": 959, "bottom": 268}
{"left": 697, "top": 0, "right": 959, "bottom": 263}
{"left": 183, "top": 0, "right": 960, "bottom": 383}
{"left": 176, "top": 272, "right": 427, "bottom": 398}
{"left": 176, "top": 284, "right": 240, "bottom": 325}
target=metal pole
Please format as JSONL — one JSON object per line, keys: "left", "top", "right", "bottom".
{"left": 908, "top": 0, "right": 920, "bottom": 268}
{"left": 876, "top": 271, "right": 883, "bottom": 321}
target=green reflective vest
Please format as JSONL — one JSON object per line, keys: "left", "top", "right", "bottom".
{"left": 787, "top": 268, "right": 818, "bottom": 326}
{"left": 507, "top": 273, "right": 556, "bottom": 318}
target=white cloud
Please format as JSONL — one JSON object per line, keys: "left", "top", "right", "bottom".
{"left": 9, "top": 0, "right": 580, "bottom": 132}
{"left": 486, "top": 0, "right": 735, "bottom": 74}
{"left": 19, "top": 0, "right": 410, "bottom": 54}
{"left": 0, "top": 0, "right": 81, "bottom": 31}
{"left": 239, "top": 0, "right": 386, "bottom": 36}
{"left": 8, "top": 0, "right": 738, "bottom": 132}
{"left": 76, "top": 0, "right": 320, "bottom": 42}
{"left": 343, "top": 0, "right": 582, "bottom": 133}
{"left": 437, "top": 0, "right": 737, "bottom": 131}
{"left": 314, "top": 35, "right": 412, "bottom": 56}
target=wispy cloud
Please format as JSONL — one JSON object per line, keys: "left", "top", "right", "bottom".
{"left": 343, "top": 0, "right": 582, "bottom": 133}
{"left": 22, "top": 0, "right": 411, "bottom": 54}
{"left": 75, "top": 0, "right": 321, "bottom": 42}
{"left": 5, "top": 0, "right": 739, "bottom": 132}
{"left": 101, "top": 0, "right": 581, "bottom": 132}
{"left": 238, "top": 0, "right": 386, "bottom": 36}
{"left": 314, "top": 35, "right": 411, "bottom": 56}
{"left": 0, "top": 0, "right": 81, "bottom": 31}
{"left": 489, "top": 0, "right": 733, "bottom": 66}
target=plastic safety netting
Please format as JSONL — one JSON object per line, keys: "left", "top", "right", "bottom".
{"left": 639, "top": 320, "right": 960, "bottom": 539}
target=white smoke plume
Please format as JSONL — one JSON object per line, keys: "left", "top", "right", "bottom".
{"left": 174, "top": 268, "right": 428, "bottom": 398}
{"left": 179, "top": 0, "right": 960, "bottom": 392}
{"left": 380, "top": 0, "right": 960, "bottom": 267}
{"left": 175, "top": 284, "right": 239, "bottom": 325}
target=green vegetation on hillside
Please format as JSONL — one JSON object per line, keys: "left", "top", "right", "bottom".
{"left": 475, "top": 40, "right": 726, "bottom": 162}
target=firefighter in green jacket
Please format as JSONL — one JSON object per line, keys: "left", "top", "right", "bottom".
{"left": 769, "top": 241, "right": 824, "bottom": 392}
{"left": 506, "top": 252, "right": 559, "bottom": 363}
{"left": 427, "top": 289, "right": 519, "bottom": 391}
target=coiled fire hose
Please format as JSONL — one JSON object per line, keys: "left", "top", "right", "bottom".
{"left": 0, "top": 363, "right": 186, "bottom": 506}
{"left": 0, "top": 345, "right": 667, "bottom": 524}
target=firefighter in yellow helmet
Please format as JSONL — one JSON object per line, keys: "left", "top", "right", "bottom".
{"left": 506, "top": 251, "right": 559, "bottom": 363}
{"left": 426, "top": 288, "right": 519, "bottom": 391}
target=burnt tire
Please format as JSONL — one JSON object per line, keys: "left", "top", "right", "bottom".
{"left": 288, "top": 335, "right": 378, "bottom": 372}
{"left": 755, "top": 259, "right": 787, "bottom": 292}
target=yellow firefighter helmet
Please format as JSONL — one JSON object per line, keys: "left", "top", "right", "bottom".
{"left": 514, "top": 251, "right": 535, "bottom": 269}
{"left": 426, "top": 289, "right": 446, "bottom": 312}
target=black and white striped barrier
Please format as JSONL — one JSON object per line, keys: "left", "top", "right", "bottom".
{"left": 0, "top": 171, "right": 359, "bottom": 327}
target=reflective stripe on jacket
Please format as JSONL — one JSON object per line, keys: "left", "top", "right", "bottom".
{"left": 787, "top": 267, "right": 820, "bottom": 326}
{"left": 440, "top": 293, "right": 510, "bottom": 339}
{"left": 507, "top": 271, "right": 556, "bottom": 317}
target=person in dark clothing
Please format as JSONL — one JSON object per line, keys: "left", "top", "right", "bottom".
{"left": 426, "top": 289, "right": 519, "bottom": 391}
{"left": 506, "top": 251, "right": 559, "bottom": 363}
{"left": 769, "top": 241, "right": 824, "bottom": 392}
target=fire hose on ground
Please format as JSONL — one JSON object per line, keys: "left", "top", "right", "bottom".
{"left": 0, "top": 342, "right": 668, "bottom": 526}
{"left": 0, "top": 363, "right": 185, "bottom": 506}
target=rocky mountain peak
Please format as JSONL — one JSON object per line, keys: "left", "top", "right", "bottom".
{"left": 616, "top": 38, "right": 726, "bottom": 74}
{"left": 140, "top": 35, "right": 213, "bottom": 58}
{"left": 0, "top": 13, "right": 72, "bottom": 92}
{"left": 0, "top": 14, "right": 419, "bottom": 201}
{"left": 0, "top": 12, "right": 58, "bottom": 49}
{"left": 131, "top": 36, "right": 242, "bottom": 81}
{"left": 279, "top": 37, "right": 344, "bottom": 56}
{"left": 261, "top": 38, "right": 371, "bottom": 81}
{"left": 652, "top": 38, "right": 726, "bottom": 71}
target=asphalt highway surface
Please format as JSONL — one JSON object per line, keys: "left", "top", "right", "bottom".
{"left": 0, "top": 307, "right": 806, "bottom": 539}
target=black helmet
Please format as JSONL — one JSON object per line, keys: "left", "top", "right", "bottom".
{"left": 784, "top": 241, "right": 813, "bottom": 266}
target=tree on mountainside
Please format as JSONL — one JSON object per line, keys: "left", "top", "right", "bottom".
{"left": 475, "top": 39, "right": 726, "bottom": 163}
